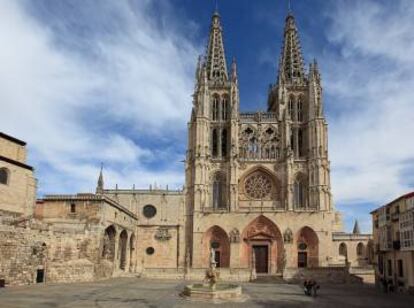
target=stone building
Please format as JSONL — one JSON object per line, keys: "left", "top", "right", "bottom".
{"left": 0, "top": 132, "right": 36, "bottom": 217}
{"left": 185, "top": 10, "right": 371, "bottom": 278}
{"left": 371, "top": 192, "right": 414, "bottom": 293}
{"left": 0, "top": 9, "right": 373, "bottom": 286}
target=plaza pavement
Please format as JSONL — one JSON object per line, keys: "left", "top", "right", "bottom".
{"left": 0, "top": 278, "right": 413, "bottom": 307}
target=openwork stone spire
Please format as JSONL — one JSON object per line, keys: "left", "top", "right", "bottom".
{"left": 278, "top": 13, "right": 305, "bottom": 83}
{"left": 205, "top": 10, "right": 228, "bottom": 82}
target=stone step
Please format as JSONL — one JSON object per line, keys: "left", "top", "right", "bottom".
{"left": 252, "top": 275, "right": 285, "bottom": 284}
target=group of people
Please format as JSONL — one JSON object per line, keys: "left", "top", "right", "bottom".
{"left": 303, "top": 279, "right": 320, "bottom": 297}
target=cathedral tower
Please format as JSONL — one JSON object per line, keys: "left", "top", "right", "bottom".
{"left": 187, "top": 8, "right": 338, "bottom": 273}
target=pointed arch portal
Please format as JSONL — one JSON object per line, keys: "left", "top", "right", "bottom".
{"left": 241, "top": 215, "right": 283, "bottom": 274}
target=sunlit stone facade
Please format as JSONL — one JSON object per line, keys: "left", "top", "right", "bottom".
{"left": 0, "top": 10, "right": 373, "bottom": 286}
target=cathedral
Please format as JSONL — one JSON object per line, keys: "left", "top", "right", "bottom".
{"left": 0, "top": 9, "right": 372, "bottom": 286}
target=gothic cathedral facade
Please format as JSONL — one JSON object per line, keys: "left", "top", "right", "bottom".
{"left": 186, "top": 11, "right": 345, "bottom": 274}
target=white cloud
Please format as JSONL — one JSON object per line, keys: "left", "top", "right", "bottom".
{"left": 0, "top": 1, "right": 199, "bottom": 194}
{"left": 320, "top": 0, "right": 414, "bottom": 231}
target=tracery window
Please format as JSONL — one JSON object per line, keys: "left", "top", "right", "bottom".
{"left": 244, "top": 171, "right": 273, "bottom": 200}
{"left": 298, "top": 128, "right": 304, "bottom": 157}
{"left": 212, "top": 95, "right": 220, "bottom": 120}
{"left": 212, "top": 129, "right": 218, "bottom": 157}
{"left": 221, "top": 96, "right": 228, "bottom": 120}
{"left": 294, "top": 176, "right": 307, "bottom": 209}
{"left": 297, "top": 97, "right": 303, "bottom": 122}
{"left": 0, "top": 168, "right": 9, "bottom": 185}
{"left": 221, "top": 129, "right": 228, "bottom": 158}
{"left": 288, "top": 96, "right": 295, "bottom": 121}
{"left": 212, "top": 172, "right": 226, "bottom": 209}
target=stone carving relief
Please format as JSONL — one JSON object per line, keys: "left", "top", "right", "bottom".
{"left": 245, "top": 219, "right": 276, "bottom": 240}
{"left": 283, "top": 228, "right": 293, "bottom": 243}
{"left": 154, "top": 227, "right": 172, "bottom": 241}
{"left": 229, "top": 228, "right": 240, "bottom": 243}
{"left": 239, "top": 125, "right": 280, "bottom": 160}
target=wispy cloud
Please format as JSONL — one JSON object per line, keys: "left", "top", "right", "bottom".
{"left": 322, "top": 0, "right": 414, "bottom": 231}
{"left": 0, "top": 1, "right": 200, "bottom": 194}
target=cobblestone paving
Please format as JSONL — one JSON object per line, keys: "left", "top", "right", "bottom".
{"left": 0, "top": 278, "right": 413, "bottom": 308}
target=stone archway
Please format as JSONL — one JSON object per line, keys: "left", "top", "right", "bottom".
{"left": 102, "top": 225, "right": 116, "bottom": 261}
{"left": 119, "top": 230, "right": 128, "bottom": 270}
{"left": 202, "top": 226, "right": 230, "bottom": 268}
{"left": 241, "top": 215, "right": 283, "bottom": 274}
{"left": 339, "top": 242, "right": 347, "bottom": 258}
{"left": 296, "top": 226, "right": 319, "bottom": 268}
{"left": 356, "top": 242, "right": 365, "bottom": 266}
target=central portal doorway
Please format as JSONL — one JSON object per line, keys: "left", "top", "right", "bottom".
{"left": 253, "top": 245, "right": 269, "bottom": 273}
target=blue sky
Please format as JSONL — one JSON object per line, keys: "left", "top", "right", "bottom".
{"left": 1, "top": 0, "right": 414, "bottom": 233}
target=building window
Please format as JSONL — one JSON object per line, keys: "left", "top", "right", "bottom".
{"left": 212, "top": 95, "right": 219, "bottom": 120}
{"left": 297, "top": 97, "right": 303, "bottom": 121}
{"left": 221, "top": 96, "right": 228, "bottom": 120}
{"left": 294, "top": 176, "right": 307, "bottom": 209}
{"left": 298, "top": 128, "right": 304, "bottom": 157}
{"left": 70, "top": 203, "right": 76, "bottom": 213}
{"left": 221, "top": 129, "right": 228, "bottom": 158}
{"left": 146, "top": 247, "right": 155, "bottom": 255}
{"left": 143, "top": 205, "right": 157, "bottom": 218}
{"left": 212, "top": 129, "right": 218, "bottom": 157}
{"left": 0, "top": 168, "right": 9, "bottom": 185}
{"left": 398, "top": 260, "right": 403, "bottom": 277}
{"left": 288, "top": 97, "right": 295, "bottom": 120}
{"left": 387, "top": 260, "right": 392, "bottom": 276}
{"left": 212, "top": 172, "right": 226, "bottom": 209}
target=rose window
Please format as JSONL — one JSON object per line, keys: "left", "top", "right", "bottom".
{"left": 244, "top": 172, "right": 273, "bottom": 199}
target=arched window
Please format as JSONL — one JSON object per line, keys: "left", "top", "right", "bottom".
{"left": 212, "top": 173, "right": 226, "bottom": 209}
{"left": 0, "top": 168, "right": 9, "bottom": 185}
{"left": 294, "top": 176, "right": 307, "bottom": 209}
{"left": 297, "top": 97, "right": 303, "bottom": 122}
{"left": 212, "top": 95, "right": 219, "bottom": 120}
{"left": 290, "top": 130, "right": 295, "bottom": 155}
{"left": 288, "top": 96, "right": 295, "bottom": 120}
{"left": 298, "top": 128, "right": 304, "bottom": 157}
{"left": 212, "top": 129, "right": 218, "bottom": 157}
{"left": 221, "top": 129, "right": 228, "bottom": 158}
{"left": 221, "top": 96, "right": 228, "bottom": 120}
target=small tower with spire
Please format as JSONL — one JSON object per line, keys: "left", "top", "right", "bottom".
{"left": 353, "top": 220, "right": 361, "bottom": 234}
{"left": 96, "top": 163, "right": 104, "bottom": 194}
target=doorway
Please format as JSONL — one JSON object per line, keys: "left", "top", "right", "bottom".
{"left": 36, "top": 269, "right": 44, "bottom": 283}
{"left": 298, "top": 252, "right": 307, "bottom": 268}
{"left": 253, "top": 245, "right": 269, "bottom": 273}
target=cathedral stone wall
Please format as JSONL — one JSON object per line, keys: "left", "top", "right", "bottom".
{"left": 103, "top": 190, "right": 187, "bottom": 272}
{"left": 0, "top": 133, "right": 27, "bottom": 163}
{"left": 0, "top": 133, "right": 36, "bottom": 217}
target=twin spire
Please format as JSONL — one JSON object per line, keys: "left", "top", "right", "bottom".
{"left": 278, "top": 13, "right": 305, "bottom": 83}
{"left": 204, "top": 7, "right": 306, "bottom": 86}
{"left": 205, "top": 10, "right": 228, "bottom": 82}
